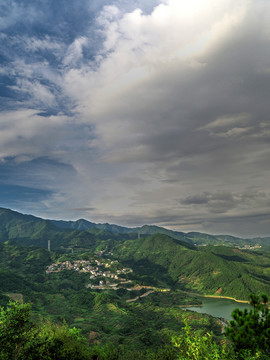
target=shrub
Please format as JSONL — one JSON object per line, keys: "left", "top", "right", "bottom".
{"left": 172, "top": 319, "right": 230, "bottom": 359}
{"left": 0, "top": 301, "right": 91, "bottom": 360}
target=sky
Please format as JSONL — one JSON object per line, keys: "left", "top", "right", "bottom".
{"left": 0, "top": 0, "right": 270, "bottom": 237}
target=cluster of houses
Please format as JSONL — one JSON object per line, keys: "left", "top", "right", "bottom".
{"left": 45, "top": 256, "right": 171, "bottom": 297}
{"left": 46, "top": 258, "right": 133, "bottom": 289}
{"left": 46, "top": 259, "right": 98, "bottom": 274}
{"left": 237, "top": 244, "right": 261, "bottom": 250}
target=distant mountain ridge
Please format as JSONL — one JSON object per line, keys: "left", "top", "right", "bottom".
{"left": 51, "top": 212, "right": 270, "bottom": 247}
{"left": 51, "top": 218, "right": 131, "bottom": 233}
{"left": 0, "top": 207, "right": 270, "bottom": 248}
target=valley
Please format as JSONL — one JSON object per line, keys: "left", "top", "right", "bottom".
{"left": 0, "top": 207, "right": 269, "bottom": 355}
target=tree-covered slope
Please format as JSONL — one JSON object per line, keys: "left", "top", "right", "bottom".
{"left": 114, "top": 234, "right": 270, "bottom": 300}
{"left": 0, "top": 207, "right": 70, "bottom": 248}
{"left": 0, "top": 208, "right": 118, "bottom": 250}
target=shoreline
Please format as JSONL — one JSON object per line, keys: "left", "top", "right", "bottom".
{"left": 201, "top": 294, "right": 249, "bottom": 304}
{"left": 177, "top": 289, "right": 250, "bottom": 304}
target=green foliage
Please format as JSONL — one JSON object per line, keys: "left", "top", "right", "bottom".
{"left": 0, "top": 300, "right": 180, "bottom": 360}
{"left": 225, "top": 294, "right": 270, "bottom": 355}
{"left": 1, "top": 299, "right": 270, "bottom": 360}
{"left": 172, "top": 319, "right": 229, "bottom": 359}
{"left": 22, "top": 320, "right": 90, "bottom": 360}
{"left": 88, "top": 342, "right": 177, "bottom": 360}
{"left": 0, "top": 301, "right": 91, "bottom": 360}
{"left": 0, "top": 301, "right": 33, "bottom": 359}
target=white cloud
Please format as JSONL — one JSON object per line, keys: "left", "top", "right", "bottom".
{"left": 63, "top": 0, "right": 248, "bottom": 135}
{"left": 12, "top": 79, "right": 56, "bottom": 107}
{"left": 63, "top": 37, "right": 88, "bottom": 66}
{"left": 4, "top": 58, "right": 62, "bottom": 104}
{"left": 0, "top": 109, "right": 70, "bottom": 159}
{"left": 0, "top": 1, "right": 38, "bottom": 30}
{"left": 200, "top": 113, "right": 251, "bottom": 130}
{"left": 23, "top": 36, "right": 63, "bottom": 53}
{"left": 217, "top": 127, "right": 253, "bottom": 137}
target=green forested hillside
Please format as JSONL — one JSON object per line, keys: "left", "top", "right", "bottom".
{"left": 0, "top": 240, "right": 219, "bottom": 352}
{"left": 113, "top": 234, "right": 270, "bottom": 300}
{"left": 0, "top": 208, "right": 139, "bottom": 251}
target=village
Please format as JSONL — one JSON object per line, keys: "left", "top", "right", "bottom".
{"left": 46, "top": 257, "right": 134, "bottom": 290}
{"left": 45, "top": 256, "right": 170, "bottom": 298}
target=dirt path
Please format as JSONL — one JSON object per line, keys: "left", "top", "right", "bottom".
{"left": 126, "top": 290, "right": 155, "bottom": 303}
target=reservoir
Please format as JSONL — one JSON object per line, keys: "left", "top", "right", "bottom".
{"left": 184, "top": 297, "right": 252, "bottom": 320}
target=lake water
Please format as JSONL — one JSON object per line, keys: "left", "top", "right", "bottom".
{"left": 184, "top": 297, "right": 252, "bottom": 320}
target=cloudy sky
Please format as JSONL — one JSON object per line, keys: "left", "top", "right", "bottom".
{"left": 0, "top": 0, "right": 270, "bottom": 237}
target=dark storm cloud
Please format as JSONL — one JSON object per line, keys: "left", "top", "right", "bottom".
{"left": 181, "top": 193, "right": 215, "bottom": 205}
{"left": 70, "top": 208, "right": 96, "bottom": 212}
{"left": 180, "top": 191, "right": 268, "bottom": 214}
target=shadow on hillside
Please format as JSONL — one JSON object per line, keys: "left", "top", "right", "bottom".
{"left": 213, "top": 254, "right": 247, "bottom": 263}
{"left": 122, "top": 258, "right": 174, "bottom": 287}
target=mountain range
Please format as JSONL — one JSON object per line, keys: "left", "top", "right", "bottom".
{"left": 1, "top": 207, "right": 270, "bottom": 249}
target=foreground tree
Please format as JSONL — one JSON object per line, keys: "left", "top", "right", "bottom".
{"left": 225, "top": 293, "right": 270, "bottom": 356}
{"left": 0, "top": 301, "right": 33, "bottom": 359}
{"left": 0, "top": 301, "right": 91, "bottom": 360}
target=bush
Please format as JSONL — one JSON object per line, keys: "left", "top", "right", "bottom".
{"left": 0, "top": 301, "right": 33, "bottom": 360}
{"left": 172, "top": 319, "right": 230, "bottom": 359}
{"left": 0, "top": 301, "right": 91, "bottom": 360}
